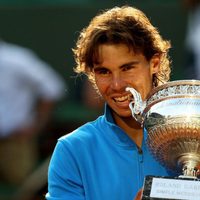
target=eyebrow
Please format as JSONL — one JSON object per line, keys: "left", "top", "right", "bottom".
{"left": 93, "top": 61, "right": 140, "bottom": 70}
{"left": 119, "top": 61, "right": 140, "bottom": 68}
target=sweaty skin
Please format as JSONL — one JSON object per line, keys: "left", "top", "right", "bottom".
{"left": 93, "top": 43, "right": 160, "bottom": 147}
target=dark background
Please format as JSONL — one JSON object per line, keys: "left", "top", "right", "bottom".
{"left": 0, "top": 1, "right": 188, "bottom": 112}
{"left": 0, "top": 0, "right": 189, "bottom": 199}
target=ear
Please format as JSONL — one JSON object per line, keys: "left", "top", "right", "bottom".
{"left": 150, "top": 54, "right": 160, "bottom": 75}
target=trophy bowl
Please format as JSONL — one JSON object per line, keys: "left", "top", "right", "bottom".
{"left": 127, "top": 80, "right": 200, "bottom": 178}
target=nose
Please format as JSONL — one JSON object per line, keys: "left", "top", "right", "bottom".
{"left": 110, "top": 74, "right": 125, "bottom": 91}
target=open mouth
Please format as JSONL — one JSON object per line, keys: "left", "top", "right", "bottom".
{"left": 113, "top": 94, "right": 133, "bottom": 103}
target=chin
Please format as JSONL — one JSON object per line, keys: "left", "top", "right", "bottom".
{"left": 116, "top": 110, "right": 132, "bottom": 118}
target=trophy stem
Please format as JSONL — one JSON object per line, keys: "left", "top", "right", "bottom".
{"left": 177, "top": 154, "right": 200, "bottom": 179}
{"left": 182, "top": 164, "right": 199, "bottom": 178}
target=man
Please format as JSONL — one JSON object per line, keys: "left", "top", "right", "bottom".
{"left": 0, "top": 40, "right": 66, "bottom": 187}
{"left": 46, "top": 6, "right": 173, "bottom": 200}
{"left": 184, "top": 0, "right": 200, "bottom": 78}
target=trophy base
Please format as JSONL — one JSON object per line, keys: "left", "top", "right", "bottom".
{"left": 141, "top": 175, "right": 200, "bottom": 200}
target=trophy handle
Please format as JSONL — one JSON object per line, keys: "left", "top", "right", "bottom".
{"left": 126, "top": 87, "right": 146, "bottom": 124}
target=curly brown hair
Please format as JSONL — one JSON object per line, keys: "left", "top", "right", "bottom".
{"left": 73, "top": 6, "right": 171, "bottom": 87}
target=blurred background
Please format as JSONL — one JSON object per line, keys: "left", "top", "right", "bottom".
{"left": 0, "top": 0, "right": 198, "bottom": 199}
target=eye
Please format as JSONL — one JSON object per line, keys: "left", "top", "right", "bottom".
{"left": 122, "top": 65, "right": 134, "bottom": 71}
{"left": 94, "top": 67, "right": 110, "bottom": 75}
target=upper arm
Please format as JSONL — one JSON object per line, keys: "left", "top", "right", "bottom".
{"left": 46, "top": 140, "right": 85, "bottom": 200}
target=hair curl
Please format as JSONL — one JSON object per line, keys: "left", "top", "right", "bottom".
{"left": 73, "top": 6, "right": 171, "bottom": 87}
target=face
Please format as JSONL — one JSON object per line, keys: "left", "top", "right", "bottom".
{"left": 93, "top": 43, "right": 160, "bottom": 119}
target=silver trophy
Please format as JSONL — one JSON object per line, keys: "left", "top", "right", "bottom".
{"left": 126, "top": 80, "right": 200, "bottom": 200}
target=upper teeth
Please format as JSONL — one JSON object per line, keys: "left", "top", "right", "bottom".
{"left": 114, "top": 94, "right": 132, "bottom": 102}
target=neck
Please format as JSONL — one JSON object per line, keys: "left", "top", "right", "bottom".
{"left": 113, "top": 113, "right": 143, "bottom": 148}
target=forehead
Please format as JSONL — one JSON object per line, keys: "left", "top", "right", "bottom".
{"left": 94, "top": 43, "right": 138, "bottom": 64}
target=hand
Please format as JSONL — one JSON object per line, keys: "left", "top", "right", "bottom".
{"left": 11, "top": 121, "right": 41, "bottom": 141}
{"left": 134, "top": 188, "right": 143, "bottom": 200}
